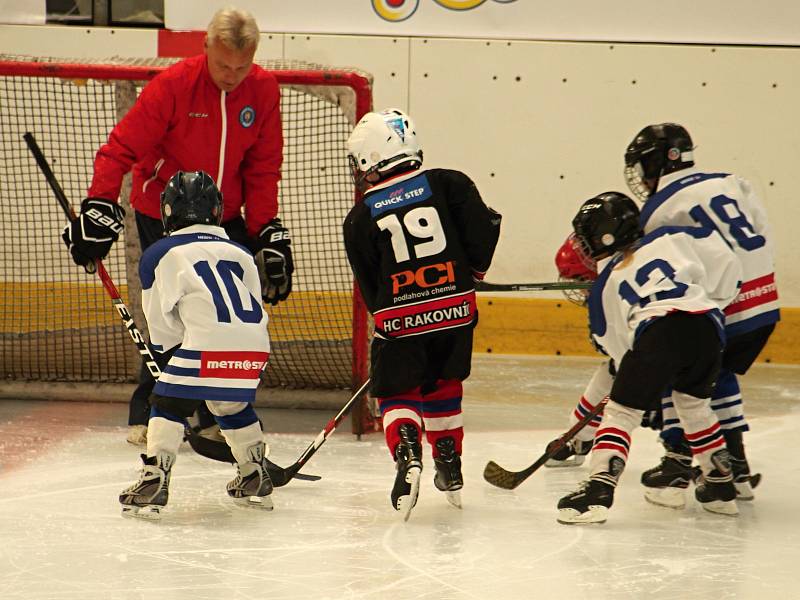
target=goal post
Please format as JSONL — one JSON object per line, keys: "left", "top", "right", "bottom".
{"left": 0, "top": 56, "right": 376, "bottom": 434}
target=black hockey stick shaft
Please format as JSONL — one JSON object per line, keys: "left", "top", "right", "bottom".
{"left": 183, "top": 429, "right": 321, "bottom": 483}
{"left": 483, "top": 396, "right": 609, "bottom": 490}
{"left": 476, "top": 280, "right": 592, "bottom": 292}
{"left": 23, "top": 132, "right": 161, "bottom": 380}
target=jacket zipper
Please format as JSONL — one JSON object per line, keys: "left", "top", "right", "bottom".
{"left": 217, "top": 90, "right": 227, "bottom": 188}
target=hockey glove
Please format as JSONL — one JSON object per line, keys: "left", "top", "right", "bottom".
{"left": 255, "top": 218, "right": 294, "bottom": 305}
{"left": 62, "top": 198, "right": 125, "bottom": 269}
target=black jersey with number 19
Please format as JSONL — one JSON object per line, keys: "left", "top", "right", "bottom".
{"left": 343, "top": 168, "right": 501, "bottom": 340}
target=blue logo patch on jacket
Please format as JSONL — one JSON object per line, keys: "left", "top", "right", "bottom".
{"left": 368, "top": 174, "right": 432, "bottom": 217}
{"left": 239, "top": 106, "right": 255, "bottom": 128}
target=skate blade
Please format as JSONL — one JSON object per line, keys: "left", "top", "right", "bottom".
{"left": 735, "top": 472, "right": 761, "bottom": 501}
{"left": 445, "top": 490, "right": 462, "bottom": 509}
{"left": 233, "top": 495, "right": 274, "bottom": 511}
{"left": 545, "top": 455, "right": 586, "bottom": 469}
{"left": 556, "top": 505, "right": 608, "bottom": 525}
{"left": 121, "top": 504, "right": 162, "bottom": 521}
{"left": 734, "top": 481, "right": 754, "bottom": 501}
{"left": 643, "top": 486, "right": 686, "bottom": 509}
{"left": 397, "top": 467, "right": 421, "bottom": 522}
{"left": 700, "top": 499, "right": 739, "bottom": 516}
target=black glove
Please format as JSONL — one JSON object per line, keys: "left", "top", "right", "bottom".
{"left": 254, "top": 218, "right": 293, "bottom": 305}
{"left": 640, "top": 408, "right": 664, "bottom": 431}
{"left": 62, "top": 198, "right": 125, "bottom": 269}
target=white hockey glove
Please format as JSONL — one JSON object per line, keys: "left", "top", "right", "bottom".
{"left": 254, "top": 218, "right": 294, "bottom": 305}
{"left": 62, "top": 198, "right": 125, "bottom": 269}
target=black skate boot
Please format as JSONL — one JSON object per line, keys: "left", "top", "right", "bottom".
{"left": 227, "top": 442, "right": 274, "bottom": 510}
{"left": 120, "top": 451, "right": 174, "bottom": 520}
{"left": 433, "top": 436, "right": 463, "bottom": 509}
{"left": 641, "top": 439, "right": 696, "bottom": 509}
{"left": 695, "top": 449, "right": 738, "bottom": 516}
{"left": 391, "top": 423, "right": 422, "bottom": 521}
{"left": 545, "top": 437, "right": 593, "bottom": 468}
{"left": 557, "top": 457, "right": 623, "bottom": 524}
{"left": 724, "top": 430, "right": 761, "bottom": 501}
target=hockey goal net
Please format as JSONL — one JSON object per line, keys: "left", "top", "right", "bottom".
{"left": 0, "top": 56, "right": 371, "bottom": 426}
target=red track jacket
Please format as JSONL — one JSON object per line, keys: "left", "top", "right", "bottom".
{"left": 88, "top": 54, "right": 283, "bottom": 237}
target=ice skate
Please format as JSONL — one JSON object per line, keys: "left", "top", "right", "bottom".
{"left": 557, "top": 478, "right": 615, "bottom": 524}
{"left": 391, "top": 423, "right": 422, "bottom": 521}
{"left": 557, "top": 457, "right": 623, "bottom": 524}
{"left": 126, "top": 424, "right": 148, "bottom": 446}
{"left": 120, "top": 451, "right": 174, "bottom": 520}
{"left": 723, "top": 429, "right": 761, "bottom": 500}
{"left": 545, "top": 437, "right": 592, "bottom": 468}
{"left": 695, "top": 449, "right": 738, "bottom": 516}
{"left": 641, "top": 440, "right": 695, "bottom": 509}
{"left": 731, "top": 456, "right": 761, "bottom": 501}
{"left": 227, "top": 442, "right": 274, "bottom": 511}
{"left": 433, "top": 436, "right": 463, "bottom": 509}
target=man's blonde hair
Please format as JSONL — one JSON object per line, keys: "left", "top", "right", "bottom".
{"left": 206, "top": 6, "right": 260, "bottom": 51}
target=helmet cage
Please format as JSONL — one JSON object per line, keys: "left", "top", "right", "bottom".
{"left": 624, "top": 161, "right": 651, "bottom": 203}
{"left": 555, "top": 233, "right": 597, "bottom": 306}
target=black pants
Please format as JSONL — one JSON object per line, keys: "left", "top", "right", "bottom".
{"left": 611, "top": 312, "right": 723, "bottom": 412}
{"left": 369, "top": 326, "right": 474, "bottom": 398}
{"left": 723, "top": 323, "right": 775, "bottom": 375}
{"left": 128, "top": 211, "right": 251, "bottom": 427}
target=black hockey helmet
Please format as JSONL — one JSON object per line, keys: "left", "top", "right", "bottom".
{"left": 572, "top": 191, "right": 643, "bottom": 259}
{"left": 160, "top": 171, "right": 223, "bottom": 234}
{"left": 624, "top": 123, "right": 694, "bottom": 201}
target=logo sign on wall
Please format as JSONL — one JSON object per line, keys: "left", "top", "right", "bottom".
{"left": 372, "top": 0, "right": 516, "bottom": 22}
{"left": 164, "top": 0, "right": 800, "bottom": 45}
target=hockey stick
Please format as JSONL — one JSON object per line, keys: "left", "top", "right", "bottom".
{"left": 183, "top": 427, "right": 321, "bottom": 484}
{"left": 483, "top": 396, "right": 608, "bottom": 490}
{"left": 24, "top": 132, "right": 160, "bottom": 380}
{"left": 184, "top": 379, "right": 371, "bottom": 487}
{"left": 476, "top": 280, "right": 592, "bottom": 293}
{"left": 23, "top": 132, "right": 316, "bottom": 486}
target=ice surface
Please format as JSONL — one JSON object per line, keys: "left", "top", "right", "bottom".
{"left": 1, "top": 355, "right": 799, "bottom": 600}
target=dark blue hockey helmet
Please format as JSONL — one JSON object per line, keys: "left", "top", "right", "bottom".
{"left": 160, "top": 171, "right": 223, "bottom": 234}
{"left": 572, "top": 192, "right": 642, "bottom": 259}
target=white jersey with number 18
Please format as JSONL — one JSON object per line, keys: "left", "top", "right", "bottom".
{"left": 639, "top": 168, "right": 779, "bottom": 337}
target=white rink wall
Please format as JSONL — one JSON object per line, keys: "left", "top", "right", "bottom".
{"left": 2, "top": 25, "right": 799, "bottom": 305}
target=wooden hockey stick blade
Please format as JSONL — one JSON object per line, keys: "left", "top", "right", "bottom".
{"left": 476, "top": 280, "right": 591, "bottom": 292}
{"left": 184, "top": 428, "right": 321, "bottom": 485}
{"left": 483, "top": 396, "right": 609, "bottom": 490}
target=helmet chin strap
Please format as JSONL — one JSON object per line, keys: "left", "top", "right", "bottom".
{"left": 646, "top": 176, "right": 659, "bottom": 197}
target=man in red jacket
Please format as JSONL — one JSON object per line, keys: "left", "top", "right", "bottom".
{"left": 62, "top": 7, "right": 292, "bottom": 444}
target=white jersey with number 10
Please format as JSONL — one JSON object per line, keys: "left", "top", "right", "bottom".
{"left": 139, "top": 224, "right": 270, "bottom": 403}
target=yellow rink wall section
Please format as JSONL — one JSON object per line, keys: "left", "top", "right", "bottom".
{"left": 4, "top": 282, "right": 797, "bottom": 364}
{"left": 0, "top": 282, "right": 351, "bottom": 342}
{"left": 474, "top": 296, "right": 800, "bottom": 365}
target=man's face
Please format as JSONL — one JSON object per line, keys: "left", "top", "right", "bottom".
{"left": 205, "top": 38, "right": 256, "bottom": 93}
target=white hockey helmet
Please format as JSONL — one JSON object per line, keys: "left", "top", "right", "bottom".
{"left": 346, "top": 108, "right": 423, "bottom": 190}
